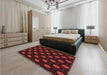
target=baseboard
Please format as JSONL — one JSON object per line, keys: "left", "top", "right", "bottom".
{"left": 98, "top": 43, "right": 107, "bottom": 56}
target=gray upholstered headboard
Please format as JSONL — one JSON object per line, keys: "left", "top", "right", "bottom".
{"left": 58, "top": 29, "right": 85, "bottom": 41}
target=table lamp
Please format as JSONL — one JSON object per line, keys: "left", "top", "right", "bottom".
{"left": 53, "top": 27, "right": 58, "bottom": 33}
{"left": 86, "top": 25, "right": 95, "bottom": 35}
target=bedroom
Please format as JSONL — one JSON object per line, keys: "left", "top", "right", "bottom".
{"left": 0, "top": 0, "right": 107, "bottom": 75}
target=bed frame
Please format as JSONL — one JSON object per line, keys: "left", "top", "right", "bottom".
{"left": 40, "top": 29, "right": 85, "bottom": 55}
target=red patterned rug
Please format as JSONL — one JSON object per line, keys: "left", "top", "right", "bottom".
{"left": 19, "top": 46, "right": 75, "bottom": 75}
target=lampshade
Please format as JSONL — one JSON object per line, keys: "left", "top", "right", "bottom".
{"left": 87, "top": 26, "right": 95, "bottom": 29}
{"left": 53, "top": 27, "right": 58, "bottom": 29}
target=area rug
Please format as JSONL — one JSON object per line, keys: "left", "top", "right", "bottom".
{"left": 19, "top": 45, "right": 75, "bottom": 75}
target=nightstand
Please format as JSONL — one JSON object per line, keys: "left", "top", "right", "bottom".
{"left": 85, "top": 35, "right": 98, "bottom": 44}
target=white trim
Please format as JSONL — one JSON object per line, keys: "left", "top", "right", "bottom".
{"left": 51, "top": 0, "right": 98, "bottom": 11}
{"left": 98, "top": 43, "right": 107, "bottom": 56}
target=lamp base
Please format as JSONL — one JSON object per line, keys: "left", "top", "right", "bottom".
{"left": 90, "top": 29, "right": 92, "bottom": 35}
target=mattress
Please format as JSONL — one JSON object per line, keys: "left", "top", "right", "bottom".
{"left": 43, "top": 34, "right": 80, "bottom": 44}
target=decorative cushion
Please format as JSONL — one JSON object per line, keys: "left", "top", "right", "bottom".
{"left": 71, "top": 30, "right": 78, "bottom": 34}
{"left": 61, "top": 30, "right": 72, "bottom": 34}
{"left": 61, "top": 30, "right": 78, "bottom": 34}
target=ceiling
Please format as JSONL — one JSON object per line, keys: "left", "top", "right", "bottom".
{"left": 16, "top": 0, "right": 97, "bottom": 12}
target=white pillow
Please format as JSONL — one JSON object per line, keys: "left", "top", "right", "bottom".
{"left": 61, "top": 30, "right": 78, "bottom": 34}
{"left": 71, "top": 30, "right": 78, "bottom": 34}
{"left": 61, "top": 30, "right": 71, "bottom": 34}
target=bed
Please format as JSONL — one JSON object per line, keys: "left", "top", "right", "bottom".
{"left": 40, "top": 29, "right": 85, "bottom": 55}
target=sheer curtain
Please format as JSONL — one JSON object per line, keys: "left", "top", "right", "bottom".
{"left": 50, "top": 11, "right": 60, "bottom": 33}
{"left": 0, "top": 0, "right": 29, "bottom": 33}
{"left": 0, "top": 0, "right": 43, "bottom": 33}
{"left": 83, "top": 1, "right": 98, "bottom": 35}
{"left": 51, "top": 1, "right": 98, "bottom": 35}
{"left": 50, "top": 10, "right": 61, "bottom": 33}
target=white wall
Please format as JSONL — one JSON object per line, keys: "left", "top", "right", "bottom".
{"left": 59, "top": 1, "right": 98, "bottom": 35}
{"left": 99, "top": 0, "right": 107, "bottom": 53}
{"left": 60, "top": 6, "right": 84, "bottom": 29}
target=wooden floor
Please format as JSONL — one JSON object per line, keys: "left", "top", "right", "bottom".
{"left": 0, "top": 42, "right": 107, "bottom": 75}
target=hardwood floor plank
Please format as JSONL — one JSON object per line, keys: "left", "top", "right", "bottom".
{"left": 0, "top": 42, "right": 107, "bottom": 75}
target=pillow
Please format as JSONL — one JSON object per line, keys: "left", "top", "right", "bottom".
{"left": 61, "top": 30, "right": 79, "bottom": 34}
{"left": 61, "top": 30, "right": 71, "bottom": 34}
{"left": 71, "top": 30, "right": 78, "bottom": 34}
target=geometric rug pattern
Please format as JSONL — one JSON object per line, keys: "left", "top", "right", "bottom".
{"left": 19, "top": 45, "right": 75, "bottom": 75}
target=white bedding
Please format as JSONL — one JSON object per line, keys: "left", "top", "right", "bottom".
{"left": 43, "top": 33, "right": 80, "bottom": 43}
